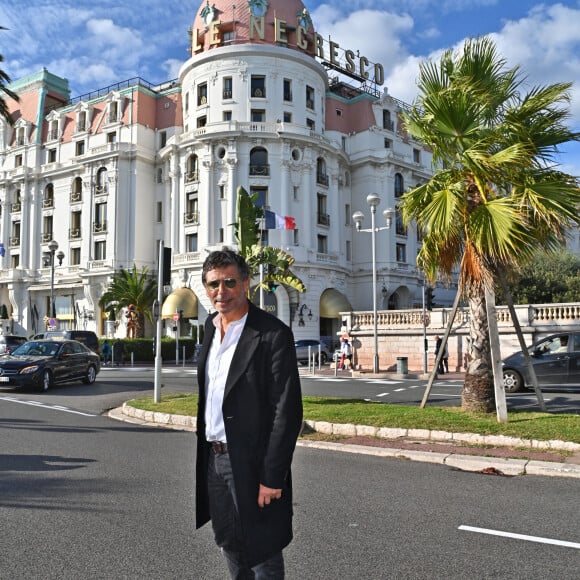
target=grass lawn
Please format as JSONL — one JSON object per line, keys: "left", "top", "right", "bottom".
{"left": 126, "top": 393, "right": 580, "bottom": 444}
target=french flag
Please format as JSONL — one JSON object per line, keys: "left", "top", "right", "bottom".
{"left": 264, "top": 210, "right": 296, "bottom": 230}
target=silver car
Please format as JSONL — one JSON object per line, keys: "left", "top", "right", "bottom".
{"left": 294, "top": 339, "right": 329, "bottom": 365}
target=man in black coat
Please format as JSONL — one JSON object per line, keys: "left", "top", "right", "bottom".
{"left": 196, "top": 249, "right": 303, "bottom": 578}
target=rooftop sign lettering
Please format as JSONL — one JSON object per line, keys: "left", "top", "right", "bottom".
{"left": 191, "top": 3, "right": 385, "bottom": 87}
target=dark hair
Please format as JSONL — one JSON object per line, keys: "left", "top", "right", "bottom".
{"left": 202, "top": 248, "right": 250, "bottom": 284}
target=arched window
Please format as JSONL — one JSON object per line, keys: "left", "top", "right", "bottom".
{"left": 71, "top": 177, "right": 83, "bottom": 203}
{"left": 186, "top": 155, "right": 199, "bottom": 182}
{"left": 43, "top": 184, "right": 54, "bottom": 208}
{"left": 394, "top": 173, "right": 404, "bottom": 198}
{"left": 249, "top": 147, "right": 269, "bottom": 176}
{"left": 96, "top": 167, "right": 107, "bottom": 193}
{"left": 316, "top": 157, "right": 328, "bottom": 185}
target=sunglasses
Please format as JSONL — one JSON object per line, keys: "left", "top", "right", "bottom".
{"left": 205, "top": 277, "right": 238, "bottom": 291}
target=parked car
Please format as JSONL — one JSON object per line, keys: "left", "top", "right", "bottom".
{"left": 0, "top": 334, "right": 27, "bottom": 355}
{"left": 0, "top": 339, "right": 101, "bottom": 392}
{"left": 36, "top": 330, "right": 100, "bottom": 354}
{"left": 502, "top": 332, "right": 580, "bottom": 393}
{"left": 294, "top": 339, "right": 329, "bottom": 365}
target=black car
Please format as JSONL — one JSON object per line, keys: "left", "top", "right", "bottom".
{"left": 502, "top": 332, "right": 580, "bottom": 393}
{"left": 42, "top": 330, "right": 100, "bottom": 354}
{"left": 0, "top": 339, "right": 101, "bottom": 392}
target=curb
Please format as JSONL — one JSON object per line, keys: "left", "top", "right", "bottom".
{"left": 109, "top": 404, "right": 580, "bottom": 479}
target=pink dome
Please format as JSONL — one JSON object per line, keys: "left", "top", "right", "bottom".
{"left": 190, "top": 0, "right": 316, "bottom": 55}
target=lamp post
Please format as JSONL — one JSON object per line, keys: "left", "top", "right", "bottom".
{"left": 48, "top": 240, "right": 65, "bottom": 320}
{"left": 353, "top": 194, "right": 394, "bottom": 374}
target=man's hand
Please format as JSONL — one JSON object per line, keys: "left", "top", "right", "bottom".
{"left": 258, "top": 484, "right": 282, "bottom": 508}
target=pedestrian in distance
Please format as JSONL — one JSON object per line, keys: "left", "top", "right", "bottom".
{"left": 112, "top": 338, "right": 124, "bottom": 366}
{"left": 101, "top": 340, "right": 111, "bottom": 366}
{"left": 339, "top": 336, "right": 352, "bottom": 370}
{"left": 195, "top": 249, "right": 303, "bottom": 579}
{"left": 434, "top": 335, "right": 444, "bottom": 374}
{"left": 442, "top": 342, "right": 449, "bottom": 374}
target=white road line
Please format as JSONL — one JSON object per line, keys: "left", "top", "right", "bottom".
{"left": 0, "top": 396, "right": 96, "bottom": 417}
{"left": 394, "top": 388, "right": 406, "bottom": 392}
{"left": 376, "top": 392, "right": 390, "bottom": 397}
{"left": 365, "top": 380, "right": 402, "bottom": 385}
{"left": 459, "top": 525, "right": 580, "bottom": 550}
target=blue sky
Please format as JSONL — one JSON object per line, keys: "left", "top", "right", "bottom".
{"left": 2, "top": 0, "right": 580, "bottom": 173}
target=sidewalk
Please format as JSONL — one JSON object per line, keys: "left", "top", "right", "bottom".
{"left": 108, "top": 404, "right": 580, "bottom": 479}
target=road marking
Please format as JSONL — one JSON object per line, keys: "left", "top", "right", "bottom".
{"left": 394, "top": 388, "right": 406, "bottom": 392}
{"left": 459, "top": 525, "right": 580, "bottom": 550}
{"left": 365, "top": 380, "right": 402, "bottom": 385}
{"left": 0, "top": 396, "right": 96, "bottom": 417}
{"left": 376, "top": 392, "right": 390, "bottom": 397}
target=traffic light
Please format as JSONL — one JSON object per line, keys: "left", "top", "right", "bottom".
{"left": 426, "top": 287, "right": 435, "bottom": 310}
{"left": 162, "top": 246, "right": 172, "bottom": 286}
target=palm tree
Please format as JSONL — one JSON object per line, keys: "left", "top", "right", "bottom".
{"left": 400, "top": 37, "right": 580, "bottom": 412}
{"left": 98, "top": 265, "right": 158, "bottom": 338}
{"left": 235, "top": 186, "right": 306, "bottom": 296}
{"left": 0, "top": 28, "right": 19, "bottom": 125}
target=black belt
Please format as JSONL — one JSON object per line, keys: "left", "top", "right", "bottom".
{"left": 210, "top": 441, "right": 228, "bottom": 454}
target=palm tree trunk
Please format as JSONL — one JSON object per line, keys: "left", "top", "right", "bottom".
{"left": 462, "top": 288, "right": 495, "bottom": 413}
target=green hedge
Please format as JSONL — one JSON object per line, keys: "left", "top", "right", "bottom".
{"left": 98, "top": 338, "right": 201, "bottom": 363}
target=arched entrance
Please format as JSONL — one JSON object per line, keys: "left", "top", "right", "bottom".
{"left": 319, "top": 288, "right": 351, "bottom": 350}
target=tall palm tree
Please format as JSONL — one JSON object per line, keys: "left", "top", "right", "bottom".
{"left": 400, "top": 37, "right": 580, "bottom": 412}
{"left": 98, "top": 265, "right": 158, "bottom": 338}
{"left": 0, "top": 28, "right": 19, "bottom": 125}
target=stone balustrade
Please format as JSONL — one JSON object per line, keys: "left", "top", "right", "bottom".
{"left": 341, "top": 303, "right": 580, "bottom": 374}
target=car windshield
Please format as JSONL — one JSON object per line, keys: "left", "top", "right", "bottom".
{"left": 13, "top": 341, "right": 60, "bottom": 357}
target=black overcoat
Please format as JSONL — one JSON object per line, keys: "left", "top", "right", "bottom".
{"left": 195, "top": 301, "right": 303, "bottom": 567}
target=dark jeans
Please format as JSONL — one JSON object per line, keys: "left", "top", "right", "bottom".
{"left": 208, "top": 451, "right": 285, "bottom": 579}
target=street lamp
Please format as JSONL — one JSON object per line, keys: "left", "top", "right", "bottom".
{"left": 352, "top": 194, "right": 394, "bottom": 374}
{"left": 48, "top": 240, "right": 65, "bottom": 319}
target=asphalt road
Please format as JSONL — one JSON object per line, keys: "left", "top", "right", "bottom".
{"left": 1, "top": 395, "right": 579, "bottom": 579}
{"left": 2, "top": 363, "right": 578, "bottom": 416}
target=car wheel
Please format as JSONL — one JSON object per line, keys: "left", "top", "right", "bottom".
{"left": 39, "top": 370, "right": 52, "bottom": 392}
{"left": 503, "top": 369, "right": 524, "bottom": 393}
{"left": 83, "top": 365, "right": 97, "bottom": 385}
{"left": 320, "top": 353, "right": 328, "bottom": 364}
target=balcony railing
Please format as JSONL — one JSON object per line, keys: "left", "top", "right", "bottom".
{"left": 70, "top": 191, "right": 82, "bottom": 203}
{"left": 316, "top": 173, "right": 329, "bottom": 186}
{"left": 185, "top": 170, "right": 199, "bottom": 183}
{"left": 9, "top": 237, "right": 20, "bottom": 247}
{"left": 317, "top": 213, "right": 330, "bottom": 226}
{"left": 11, "top": 203, "right": 21, "bottom": 213}
{"left": 42, "top": 198, "right": 54, "bottom": 209}
{"left": 222, "top": 89, "right": 232, "bottom": 99}
{"left": 41, "top": 232, "right": 53, "bottom": 243}
{"left": 95, "top": 185, "right": 108, "bottom": 195}
{"left": 383, "top": 120, "right": 394, "bottom": 131}
{"left": 69, "top": 228, "right": 81, "bottom": 240}
{"left": 93, "top": 221, "right": 107, "bottom": 234}
{"left": 183, "top": 211, "right": 200, "bottom": 225}
{"left": 249, "top": 164, "right": 270, "bottom": 176}
{"left": 47, "top": 130, "right": 59, "bottom": 141}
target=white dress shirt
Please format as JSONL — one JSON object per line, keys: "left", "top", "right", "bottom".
{"left": 204, "top": 312, "right": 248, "bottom": 442}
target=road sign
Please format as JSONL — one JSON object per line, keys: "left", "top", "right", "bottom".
{"left": 173, "top": 312, "right": 179, "bottom": 321}
{"left": 48, "top": 317, "right": 57, "bottom": 327}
